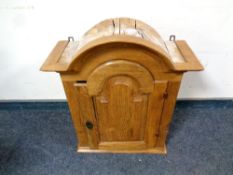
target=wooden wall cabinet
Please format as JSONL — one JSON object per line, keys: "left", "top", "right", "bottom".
{"left": 41, "top": 18, "right": 204, "bottom": 154}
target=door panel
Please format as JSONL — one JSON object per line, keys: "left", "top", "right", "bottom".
{"left": 76, "top": 86, "right": 99, "bottom": 149}
{"left": 87, "top": 60, "right": 154, "bottom": 96}
{"left": 77, "top": 60, "right": 167, "bottom": 150}
{"left": 94, "top": 76, "right": 148, "bottom": 141}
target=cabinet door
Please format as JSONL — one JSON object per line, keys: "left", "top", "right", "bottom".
{"left": 78, "top": 60, "right": 167, "bottom": 150}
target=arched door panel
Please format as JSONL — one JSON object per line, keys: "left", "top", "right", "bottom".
{"left": 76, "top": 60, "right": 167, "bottom": 150}
{"left": 94, "top": 76, "right": 148, "bottom": 142}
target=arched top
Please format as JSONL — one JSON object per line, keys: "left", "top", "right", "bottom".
{"left": 78, "top": 18, "right": 168, "bottom": 52}
{"left": 67, "top": 17, "right": 174, "bottom": 71}
{"left": 84, "top": 18, "right": 162, "bottom": 40}
{"left": 40, "top": 18, "right": 204, "bottom": 73}
{"left": 68, "top": 35, "right": 174, "bottom": 71}
{"left": 87, "top": 60, "right": 154, "bottom": 96}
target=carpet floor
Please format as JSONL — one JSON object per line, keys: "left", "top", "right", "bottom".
{"left": 0, "top": 101, "right": 232, "bottom": 175}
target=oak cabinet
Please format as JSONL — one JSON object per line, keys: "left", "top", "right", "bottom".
{"left": 41, "top": 18, "right": 204, "bottom": 154}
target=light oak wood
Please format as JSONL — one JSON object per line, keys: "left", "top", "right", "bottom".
{"left": 145, "top": 81, "right": 167, "bottom": 148}
{"left": 174, "top": 40, "right": 204, "bottom": 71}
{"left": 60, "top": 45, "right": 180, "bottom": 81}
{"left": 94, "top": 76, "right": 149, "bottom": 142}
{"left": 40, "top": 17, "right": 204, "bottom": 154}
{"left": 75, "top": 85, "right": 99, "bottom": 149}
{"left": 40, "top": 40, "right": 69, "bottom": 72}
{"left": 62, "top": 81, "right": 88, "bottom": 147}
{"left": 87, "top": 60, "right": 154, "bottom": 96}
{"left": 156, "top": 81, "right": 182, "bottom": 147}
{"left": 78, "top": 145, "right": 166, "bottom": 154}
{"left": 98, "top": 141, "right": 147, "bottom": 150}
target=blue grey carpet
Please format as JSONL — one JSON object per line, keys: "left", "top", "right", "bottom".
{"left": 0, "top": 101, "right": 232, "bottom": 175}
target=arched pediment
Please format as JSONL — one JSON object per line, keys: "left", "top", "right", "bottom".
{"left": 40, "top": 18, "right": 203, "bottom": 73}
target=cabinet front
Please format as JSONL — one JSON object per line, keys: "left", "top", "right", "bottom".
{"left": 75, "top": 60, "right": 167, "bottom": 151}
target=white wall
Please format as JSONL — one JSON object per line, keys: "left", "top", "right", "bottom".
{"left": 0, "top": 0, "right": 233, "bottom": 100}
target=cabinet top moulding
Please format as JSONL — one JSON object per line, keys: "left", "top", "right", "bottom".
{"left": 40, "top": 18, "right": 204, "bottom": 73}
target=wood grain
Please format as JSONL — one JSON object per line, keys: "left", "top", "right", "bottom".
{"left": 62, "top": 81, "right": 88, "bottom": 147}
{"left": 156, "top": 81, "right": 181, "bottom": 148}
{"left": 75, "top": 85, "right": 99, "bottom": 149}
{"left": 40, "top": 40, "right": 69, "bottom": 71}
{"left": 94, "top": 76, "right": 148, "bottom": 142}
{"left": 78, "top": 145, "right": 166, "bottom": 154}
{"left": 173, "top": 40, "right": 204, "bottom": 71}
{"left": 87, "top": 60, "right": 154, "bottom": 96}
{"left": 145, "top": 81, "right": 168, "bottom": 148}
{"left": 41, "top": 17, "right": 204, "bottom": 154}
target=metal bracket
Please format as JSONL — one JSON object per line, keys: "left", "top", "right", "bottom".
{"left": 68, "top": 36, "right": 74, "bottom": 42}
{"left": 169, "top": 35, "right": 176, "bottom": 41}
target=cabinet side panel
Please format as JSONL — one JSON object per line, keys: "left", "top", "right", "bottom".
{"left": 156, "top": 81, "right": 181, "bottom": 147}
{"left": 62, "top": 81, "right": 88, "bottom": 147}
{"left": 145, "top": 81, "right": 167, "bottom": 148}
